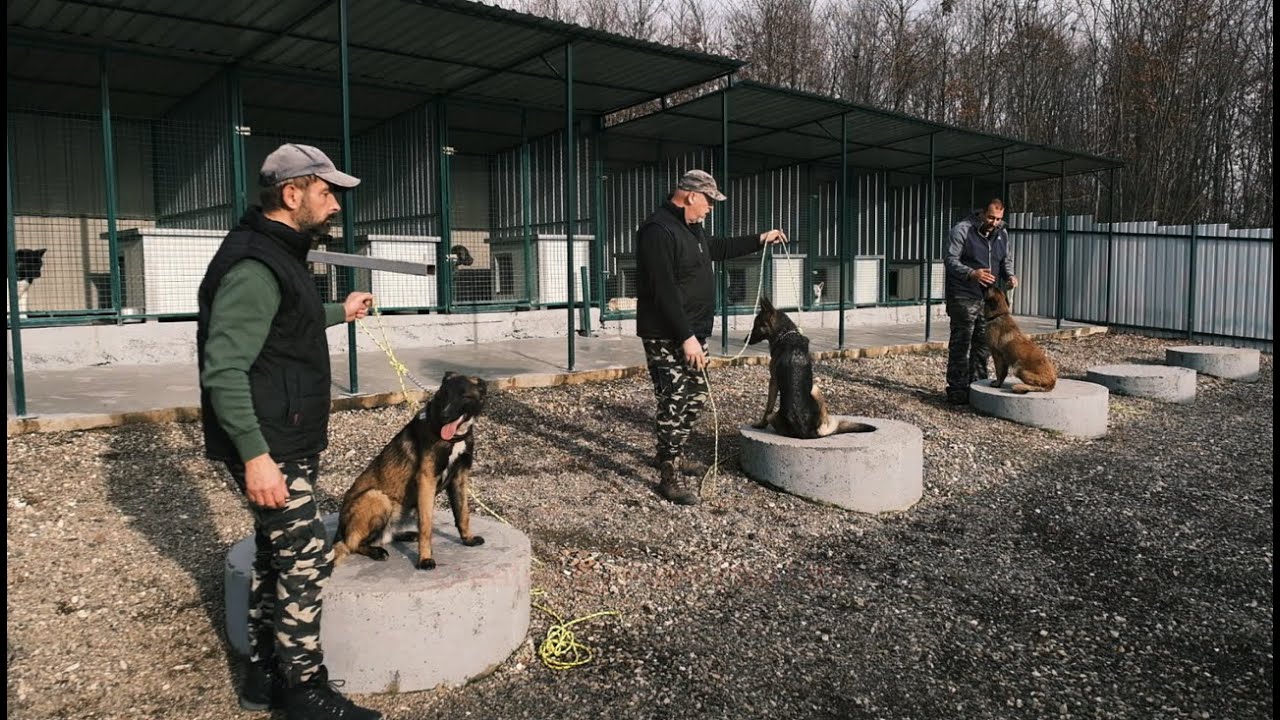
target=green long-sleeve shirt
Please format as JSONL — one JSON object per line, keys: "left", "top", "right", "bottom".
{"left": 201, "top": 259, "right": 347, "bottom": 462}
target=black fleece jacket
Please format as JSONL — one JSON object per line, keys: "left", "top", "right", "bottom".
{"left": 634, "top": 201, "right": 763, "bottom": 342}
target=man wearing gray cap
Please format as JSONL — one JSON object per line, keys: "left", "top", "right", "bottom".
{"left": 197, "top": 143, "right": 381, "bottom": 719}
{"left": 635, "top": 169, "right": 788, "bottom": 505}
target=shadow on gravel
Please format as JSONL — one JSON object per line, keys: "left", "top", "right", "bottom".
{"left": 486, "top": 392, "right": 652, "bottom": 482}
{"left": 101, "top": 424, "right": 241, "bottom": 705}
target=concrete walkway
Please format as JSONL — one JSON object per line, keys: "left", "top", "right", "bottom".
{"left": 6, "top": 316, "right": 1104, "bottom": 434}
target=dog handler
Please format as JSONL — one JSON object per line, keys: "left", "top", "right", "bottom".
{"left": 942, "top": 198, "right": 1019, "bottom": 405}
{"left": 634, "top": 169, "right": 788, "bottom": 505}
{"left": 197, "top": 143, "right": 381, "bottom": 720}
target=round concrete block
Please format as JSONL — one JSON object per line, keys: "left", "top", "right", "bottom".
{"left": 1166, "top": 345, "right": 1260, "bottom": 382}
{"left": 1086, "top": 364, "right": 1196, "bottom": 403}
{"left": 738, "top": 417, "right": 922, "bottom": 513}
{"left": 969, "top": 378, "right": 1109, "bottom": 438}
{"left": 225, "top": 512, "right": 531, "bottom": 694}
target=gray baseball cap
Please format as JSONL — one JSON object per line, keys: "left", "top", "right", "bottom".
{"left": 259, "top": 143, "right": 361, "bottom": 189}
{"left": 677, "top": 169, "right": 727, "bottom": 201}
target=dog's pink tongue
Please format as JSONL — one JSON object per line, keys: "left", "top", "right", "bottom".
{"left": 440, "top": 417, "right": 463, "bottom": 441}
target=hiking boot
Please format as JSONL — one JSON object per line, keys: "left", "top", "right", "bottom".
{"left": 239, "top": 661, "right": 281, "bottom": 712}
{"left": 282, "top": 666, "right": 382, "bottom": 720}
{"left": 656, "top": 458, "right": 699, "bottom": 506}
{"left": 946, "top": 389, "right": 970, "bottom": 405}
{"left": 651, "top": 454, "right": 709, "bottom": 477}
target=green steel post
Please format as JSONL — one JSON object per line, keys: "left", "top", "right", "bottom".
{"left": 719, "top": 81, "right": 730, "bottom": 354}
{"left": 437, "top": 101, "right": 454, "bottom": 311}
{"left": 1186, "top": 222, "right": 1198, "bottom": 340}
{"left": 564, "top": 42, "right": 576, "bottom": 370}
{"left": 340, "top": 0, "right": 359, "bottom": 393}
{"left": 924, "top": 133, "right": 935, "bottom": 341}
{"left": 592, "top": 124, "right": 606, "bottom": 315}
{"left": 1104, "top": 167, "right": 1116, "bottom": 325}
{"left": 881, "top": 172, "right": 890, "bottom": 304}
{"left": 520, "top": 109, "right": 532, "bottom": 306}
{"left": 228, "top": 65, "right": 247, "bottom": 222}
{"left": 1056, "top": 161, "right": 1066, "bottom": 329}
{"left": 1000, "top": 148, "right": 1008, "bottom": 204}
{"left": 578, "top": 265, "right": 591, "bottom": 335}
{"left": 100, "top": 50, "right": 122, "bottom": 321}
{"left": 7, "top": 141, "right": 26, "bottom": 416}
{"left": 838, "top": 113, "right": 848, "bottom": 349}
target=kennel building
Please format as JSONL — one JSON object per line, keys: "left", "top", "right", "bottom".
{"left": 8, "top": 0, "right": 1135, "bottom": 416}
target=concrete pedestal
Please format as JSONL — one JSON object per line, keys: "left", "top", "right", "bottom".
{"left": 738, "top": 417, "right": 922, "bottom": 513}
{"left": 969, "top": 378, "right": 1109, "bottom": 438}
{"left": 225, "top": 512, "right": 530, "bottom": 694}
{"left": 1086, "top": 364, "right": 1196, "bottom": 403}
{"left": 1166, "top": 345, "right": 1260, "bottom": 382}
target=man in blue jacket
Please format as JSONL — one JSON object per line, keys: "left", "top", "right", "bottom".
{"left": 635, "top": 169, "right": 787, "bottom": 505}
{"left": 942, "top": 198, "right": 1019, "bottom": 405}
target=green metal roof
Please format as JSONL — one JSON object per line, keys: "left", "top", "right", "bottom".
{"left": 608, "top": 80, "right": 1123, "bottom": 183}
{"left": 8, "top": 0, "right": 742, "bottom": 127}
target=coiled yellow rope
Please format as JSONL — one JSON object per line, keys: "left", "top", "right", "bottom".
{"left": 530, "top": 589, "right": 619, "bottom": 671}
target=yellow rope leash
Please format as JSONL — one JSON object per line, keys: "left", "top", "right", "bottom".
{"left": 530, "top": 589, "right": 620, "bottom": 671}
{"left": 354, "top": 301, "right": 420, "bottom": 411}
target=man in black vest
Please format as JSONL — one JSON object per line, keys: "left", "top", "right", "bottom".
{"left": 635, "top": 169, "right": 788, "bottom": 505}
{"left": 197, "top": 143, "right": 381, "bottom": 720}
{"left": 942, "top": 198, "right": 1019, "bottom": 405}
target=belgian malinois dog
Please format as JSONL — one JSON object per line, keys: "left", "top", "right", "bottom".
{"left": 334, "top": 372, "right": 488, "bottom": 570}
{"left": 983, "top": 284, "right": 1057, "bottom": 393}
{"left": 747, "top": 297, "right": 874, "bottom": 438}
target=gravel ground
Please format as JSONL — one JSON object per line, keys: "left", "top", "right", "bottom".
{"left": 6, "top": 331, "right": 1273, "bottom": 720}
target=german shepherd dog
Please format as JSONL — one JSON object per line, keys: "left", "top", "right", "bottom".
{"left": 334, "top": 372, "right": 488, "bottom": 570}
{"left": 747, "top": 297, "right": 874, "bottom": 438}
{"left": 983, "top": 284, "right": 1057, "bottom": 393}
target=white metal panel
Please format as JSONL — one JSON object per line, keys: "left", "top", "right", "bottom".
{"left": 354, "top": 235, "right": 439, "bottom": 309}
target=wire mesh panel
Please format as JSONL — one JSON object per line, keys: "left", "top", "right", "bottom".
{"left": 487, "top": 127, "right": 595, "bottom": 308}
{"left": 349, "top": 103, "right": 442, "bottom": 311}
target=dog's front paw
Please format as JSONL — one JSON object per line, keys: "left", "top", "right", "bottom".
{"left": 417, "top": 557, "right": 437, "bottom": 570}
{"left": 462, "top": 535, "right": 485, "bottom": 547}
{"left": 368, "top": 547, "right": 389, "bottom": 561}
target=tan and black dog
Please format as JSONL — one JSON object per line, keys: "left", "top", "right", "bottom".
{"left": 983, "top": 284, "right": 1057, "bottom": 393}
{"left": 747, "top": 297, "right": 874, "bottom": 438}
{"left": 334, "top": 371, "right": 488, "bottom": 570}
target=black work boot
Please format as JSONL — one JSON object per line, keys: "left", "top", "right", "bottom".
{"left": 656, "top": 458, "right": 699, "bottom": 506}
{"left": 282, "top": 666, "right": 382, "bottom": 720}
{"left": 239, "top": 660, "right": 281, "bottom": 712}
{"left": 946, "top": 389, "right": 970, "bottom": 405}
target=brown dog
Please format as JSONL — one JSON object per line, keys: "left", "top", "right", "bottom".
{"left": 334, "top": 372, "right": 487, "bottom": 570}
{"left": 747, "top": 297, "right": 874, "bottom": 438}
{"left": 983, "top": 285, "right": 1057, "bottom": 393}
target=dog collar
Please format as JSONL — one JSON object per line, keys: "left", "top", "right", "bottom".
{"left": 777, "top": 328, "right": 803, "bottom": 340}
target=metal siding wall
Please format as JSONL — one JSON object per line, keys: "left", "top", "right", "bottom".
{"left": 351, "top": 104, "right": 439, "bottom": 236}
{"left": 154, "top": 77, "right": 231, "bottom": 230}
{"left": 493, "top": 131, "right": 593, "bottom": 238}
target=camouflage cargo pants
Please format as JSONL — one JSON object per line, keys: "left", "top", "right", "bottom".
{"left": 643, "top": 338, "right": 710, "bottom": 462}
{"left": 945, "top": 297, "right": 991, "bottom": 394}
{"left": 226, "top": 456, "right": 334, "bottom": 686}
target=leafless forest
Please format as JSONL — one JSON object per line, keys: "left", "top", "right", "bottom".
{"left": 510, "top": 0, "right": 1273, "bottom": 228}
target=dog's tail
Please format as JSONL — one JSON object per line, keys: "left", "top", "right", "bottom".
{"left": 332, "top": 540, "right": 351, "bottom": 564}
{"left": 834, "top": 419, "right": 876, "bottom": 434}
{"left": 1010, "top": 382, "right": 1053, "bottom": 394}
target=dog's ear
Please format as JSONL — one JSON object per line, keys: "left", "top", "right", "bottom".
{"left": 443, "top": 370, "right": 459, "bottom": 381}
{"left": 759, "top": 296, "right": 775, "bottom": 312}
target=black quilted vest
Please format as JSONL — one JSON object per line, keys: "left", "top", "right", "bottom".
{"left": 196, "top": 208, "right": 331, "bottom": 462}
